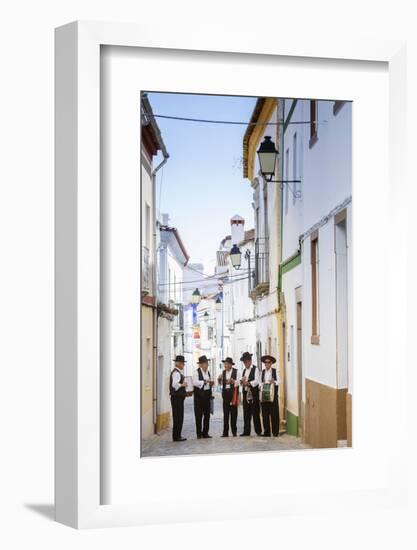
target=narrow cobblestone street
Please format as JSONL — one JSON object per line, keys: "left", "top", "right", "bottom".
{"left": 142, "top": 390, "right": 311, "bottom": 457}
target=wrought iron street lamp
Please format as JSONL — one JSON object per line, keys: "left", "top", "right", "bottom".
{"left": 230, "top": 244, "right": 242, "bottom": 270}
{"left": 257, "top": 136, "right": 278, "bottom": 182}
{"left": 215, "top": 296, "right": 222, "bottom": 312}
{"left": 257, "top": 136, "right": 302, "bottom": 198}
{"left": 191, "top": 288, "right": 201, "bottom": 305}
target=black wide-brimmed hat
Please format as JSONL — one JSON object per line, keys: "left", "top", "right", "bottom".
{"left": 197, "top": 355, "right": 210, "bottom": 364}
{"left": 222, "top": 357, "right": 235, "bottom": 365}
{"left": 173, "top": 355, "right": 186, "bottom": 363}
{"left": 240, "top": 352, "right": 253, "bottom": 362}
{"left": 261, "top": 355, "right": 277, "bottom": 364}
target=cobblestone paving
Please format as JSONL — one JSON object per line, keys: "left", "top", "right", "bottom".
{"left": 142, "top": 390, "right": 311, "bottom": 457}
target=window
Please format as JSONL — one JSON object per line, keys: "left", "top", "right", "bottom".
{"left": 309, "top": 100, "right": 318, "bottom": 148}
{"left": 292, "top": 133, "right": 297, "bottom": 205}
{"left": 256, "top": 341, "right": 262, "bottom": 369}
{"left": 311, "top": 232, "right": 320, "bottom": 344}
{"left": 333, "top": 100, "right": 346, "bottom": 116}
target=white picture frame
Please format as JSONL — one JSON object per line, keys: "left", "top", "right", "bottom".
{"left": 184, "top": 376, "right": 194, "bottom": 393}
{"left": 55, "top": 21, "right": 407, "bottom": 529}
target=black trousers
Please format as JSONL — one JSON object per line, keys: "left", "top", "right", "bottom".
{"left": 222, "top": 390, "right": 237, "bottom": 435}
{"left": 171, "top": 395, "right": 185, "bottom": 440}
{"left": 194, "top": 390, "right": 211, "bottom": 435}
{"left": 242, "top": 389, "right": 262, "bottom": 435}
{"left": 261, "top": 397, "right": 280, "bottom": 436}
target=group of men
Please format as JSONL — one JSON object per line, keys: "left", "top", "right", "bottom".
{"left": 169, "top": 352, "right": 280, "bottom": 442}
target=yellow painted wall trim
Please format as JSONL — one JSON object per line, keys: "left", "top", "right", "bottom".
{"left": 156, "top": 411, "right": 170, "bottom": 432}
{"left": 247, "top": 98, "right": 277, "bottom": 181}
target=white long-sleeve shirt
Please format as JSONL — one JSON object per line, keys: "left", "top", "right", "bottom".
{"left": 193, "top": 368, "right": 212, "bottom": 390}
{"left": 241, "top": 365, "right": 260, "bottom": 390}
{"left": 171, "top": 369, "right": 183, "bottom": 391}
{"left": 262, "top": 367, "right": 280, "bottom": 385}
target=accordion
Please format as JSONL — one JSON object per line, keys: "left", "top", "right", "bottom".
{"left": 261, "top": 383, "right": 275, "bottom": 403}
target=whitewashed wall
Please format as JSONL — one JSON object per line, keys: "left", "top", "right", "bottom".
{"left": 250, "top": 106, "right": 281, "bottom": 365}
{"left": 281, "top": 265, "right": 302, "bottom": 414}
{"left": 183, "top": 305, "right": 194, "bottom": 377}
{"left": 280, "top": 98, "right": 352, "bottom": 413}
{"left": 347, "top": 205, "right": 353, "bottom": 396}
{"left": 166, "top": 247, "right": 184, "bottom": 305}
{"left": 281, "top": 99, "right": 304, "bottom": 261}
{"left": 302, "top": 222, "right": 336, "bottom": 387}
{"left": 157, "top": 317, "right": 172, "bottom": 419}
{"left": 299, "top": 100, "right": 352, "bottom": 234}
{"left": 228, "top": 239, "right": 256, "bottom": 362}
{"left": 141, "top": 154, "right": 154, "bottom": 295}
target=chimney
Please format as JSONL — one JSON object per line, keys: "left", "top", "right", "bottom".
{"left": 230, "top": 214, "right": 245, "bottom": 246}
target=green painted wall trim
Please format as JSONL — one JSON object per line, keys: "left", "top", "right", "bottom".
{"left": 286, "top": 409, "right": 299, "bottom": 436}
{"left": 283, "top": 99, "right": 298, "bottom": 133}
{"left": 278, "top": 252, "right": 301, "bottom": 305}
{"left": 281, "top": 251, "right": 301, "bottom": 275}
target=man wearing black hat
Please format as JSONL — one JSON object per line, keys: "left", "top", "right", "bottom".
{"left": 218, "top": 357, "right": 239, "bottom": 437}
{"left": 260, "top": 355, "right": 280, "bottom": 437}
{"left": 239, "top": 352, "right": 262, "bottom": 436}
{"left": 169, "top": 355, "right": 189, "bottom": 442}
{"left": 193, "top": 355, "right": 214, "bottom": 438}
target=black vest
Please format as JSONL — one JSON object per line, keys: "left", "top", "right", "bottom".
{"left": 243, "top": 365, "right": 259, "bottom": 394}
{"left": 261, "top": 368, "right": 277, "bottom": 383}
{"left": 244, "top": 365, "right": 257, "bottom": 382}
{"left": 222, "top": 368, "right": 237, "bottom": 392}
{"left": 170, "top": 368, "right": 186, "bottom": 397}
{"left": 195, "top": 367, "right": 212, "bottom": 398}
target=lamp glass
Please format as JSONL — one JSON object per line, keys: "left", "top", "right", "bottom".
{"left": 230, "top": 244, "right": 242, "bottom": 269}
{"left": 258, "top": 151, "right": 277, "bottom": 176}
{"left": 191, "top": 288, "right": 201, "bottom": 304}
{"left": 257, "top": 136, "right": 278, "bottom": 178}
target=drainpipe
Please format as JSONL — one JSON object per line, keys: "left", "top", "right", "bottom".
{"left": 151, "top": 154, "right": 168, "bottom": 433}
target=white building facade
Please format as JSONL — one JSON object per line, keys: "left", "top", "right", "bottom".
{"left": 242, "top": 97, "right": 352, "bottom": 446}
{"left": 182, "top": 263, "right": 221, "bottom": 377}
{"left": 279, "top": 98, "right": 352, "bottom": 446}
{"left": 156, "top": 214, "right": 189, "bottom": 431}
{"left": 243, "top": 99, "right": 282, "bottom": 419}
{"left": 217, "top": 216, "right": 257, "bottom": 364}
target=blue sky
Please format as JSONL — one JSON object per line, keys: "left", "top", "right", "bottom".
{"left": 147, "top": 92, "right": 257, "bottom": 273}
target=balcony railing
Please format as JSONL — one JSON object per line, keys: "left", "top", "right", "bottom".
{"left": 245, "top": 250, "right": 255, "bottom": 295}
{"left": 142, "top": 246, "right": 150, "bottom": 293}
{"left": 254, "top": 237, "right": 269, "bottom": 288}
